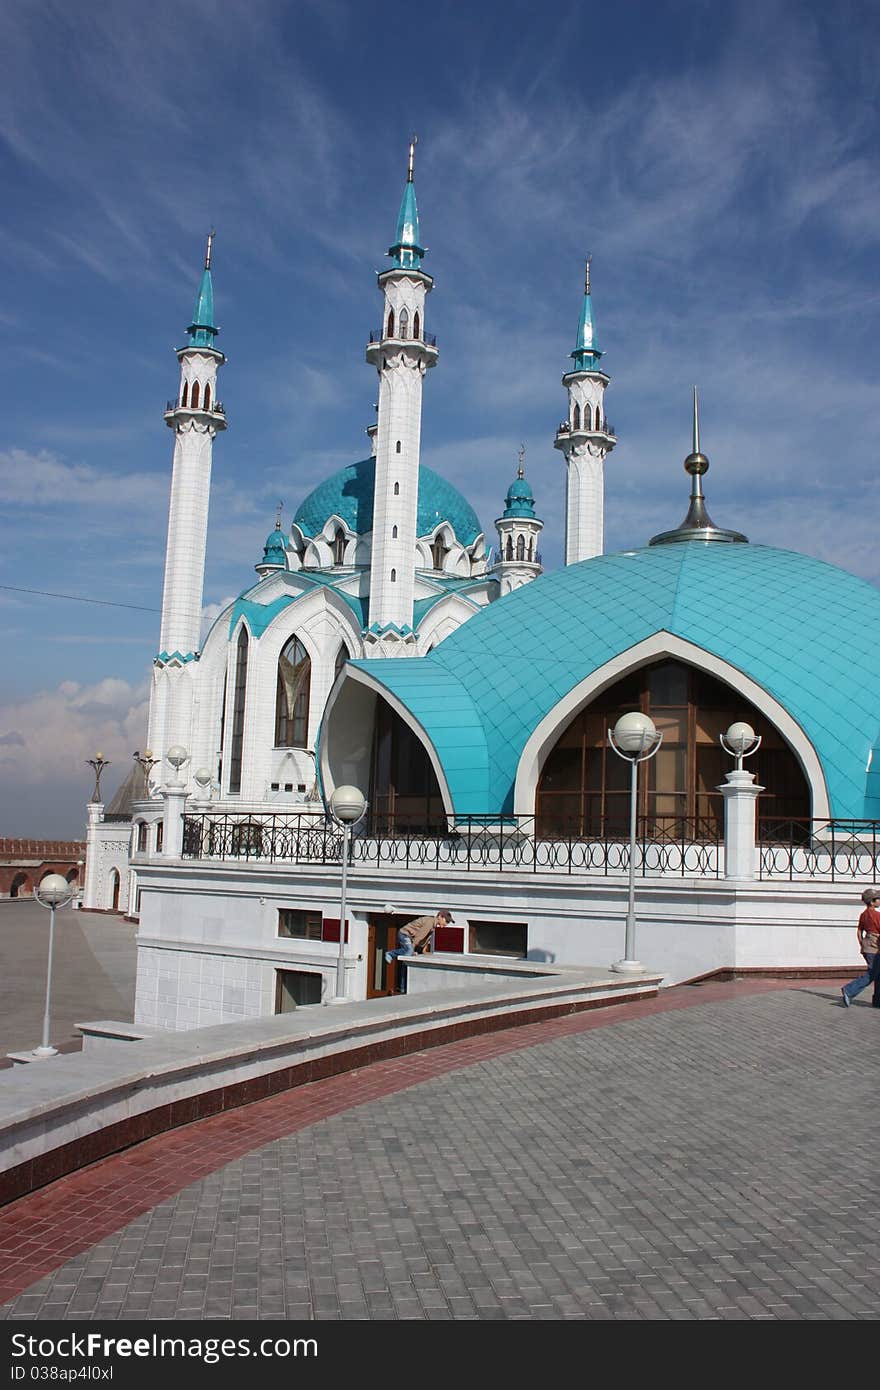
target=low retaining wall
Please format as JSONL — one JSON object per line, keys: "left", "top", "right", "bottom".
{"left": 0, "top": 967, "right": 660, "bottom": 1206}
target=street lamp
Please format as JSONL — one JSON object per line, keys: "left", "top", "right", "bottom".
{"left": 32, "top": 873, "right": 76, "bottom": 1058}
{"left": 328, "top": 785, "right": 367, "bottom": 1002}
{"left": 166, "top": 745, "right": 190, "bottom": 783}
{"left": 608, "top": 712, "right": 663, "bottom": 974}
{"left": 720, "top": 721, "right": 761, "bottom": 770}
{"left": 86, "top": 752, "right": 110, "bottom": 803}
{"left": 133, "top": 749, "right": 159, "bottom": 799}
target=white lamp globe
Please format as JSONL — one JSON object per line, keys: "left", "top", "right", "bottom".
{"left": 725, "top": 721, "right": 756, "bottom": 756}
{"left": 612, "top": 711, "right": 658, "bottom": 754}
{"left": 36, "top": 873, "right": 73, "bottom": 908}
{"left": 194, "top": 767, "right": 213, "bottom": 788}
{"left": 166, "top": 745, "right": 189, "bottom": 770}
{"left": 329, "top": 785, "right": 366, "bottom": 823}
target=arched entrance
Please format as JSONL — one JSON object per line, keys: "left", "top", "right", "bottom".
{"left": 370, "top": 700, "right": 446, "bottom": 834}
{"left": 108, "top": 868, "right": 120, "bottom": 912}
{"left": 10, "top": 872, "right": 28, "bottom": 899}
{"left": 535, "top": 658, "right": 810, "bottom": 838}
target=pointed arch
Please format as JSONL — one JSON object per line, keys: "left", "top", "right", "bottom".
{"left": 181, "top": 381, "right": 188, "bottom": 407}
{"left": 228, "top": 625, "right": 249, "bottom": 793}
{"left": 399, "top": 307, "right": 409, "bottom": 339}
{"left": 595, "top": 404, "right": 602, "bottom": 430}
{"left": 275, "top": 635, "right": 311, "bottom": 748}
{"left": 190, "top": 380, "right": 200, "bottom": 409}
{"left": 332, "top": 527, "right": 346, "bottom": 566}
{"left": 386, "top": 307, "right": 395, "bottom": 338}
{"left": 203, "top": 382, "right": 211, "bottom": 411}
{"left": 505, "top": 536, "right": 513, "bottom": 561}
{"left": 572, "top": 402, "right": 580, "bottom": 430}
{"left": 516, "top": 534, "right": 525, "bottom": 561}
{"left": 413, "top": 310, "right": 420, "bottom": 340}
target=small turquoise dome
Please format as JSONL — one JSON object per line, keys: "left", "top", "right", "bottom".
{"left": 502, "top": 473, "right": 536, "bottom": 519}
{"left": 294, "top": 457, "right": 483, "bottom": 546}
{"left": 261, "top": 526, "right": 287, "bottom": 567}
{"left": 345, "top": 543, "right": 880, "bottom": 820}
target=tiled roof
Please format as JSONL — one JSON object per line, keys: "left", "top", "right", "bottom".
{"left": 349, "top": 543, "right": 880, "bottom": 819}
{"left": 293, "top": 457, "right": 483, "bottom": 546}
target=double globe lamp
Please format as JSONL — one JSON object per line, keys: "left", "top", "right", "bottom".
{"left": 328, "top": 785, "right": 367, "bottom": 1002}
{"left": 32, "top": 873, "right": 77, "bottom": 1059}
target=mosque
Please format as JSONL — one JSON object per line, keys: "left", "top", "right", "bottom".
{"left": 82, "top": 146, "right": 880, "bottom": 1028}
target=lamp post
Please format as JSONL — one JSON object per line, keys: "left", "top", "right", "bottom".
{"left": 608, "top": 712, "right": 663, "bottom": 974}
{"left": 86, "top": 752, "right": 110, "bottom": 803}
{"left": 162, "top": 746, "right": 190, "bottom": 858}
{"left": 33, "top": 873, "right": 75, "bottom": 1059}
{"left": 328, "top": 785, "right": 367, "bottom": 1002}
{"left": 133, "top": 749, "right": 159, "bottom": 799}
{"left": 718, "top": 722, "right": 763, "bottom": 880}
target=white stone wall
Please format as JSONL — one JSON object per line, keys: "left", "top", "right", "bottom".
{"left": 131, "top": 856, "right": 866, "bottom": 1029}
{"left": 82, "top": 817, "right": 132, "bottom": 912}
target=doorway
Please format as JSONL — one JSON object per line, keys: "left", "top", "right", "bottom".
{"left": 366, "top": 914, "right": 402, "bottom": 998}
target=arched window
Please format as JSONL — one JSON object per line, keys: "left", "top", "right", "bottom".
{"left": 228, "top": 626, "right": 249, "bottom": 794}
{"left": 386, "top": 308, "right": 395, "bottom": 338}
{"left": 399, "top": 307, "right": 409, "bottom": 339}
{"left": 595, "top": 405, "right": 602, "bottom": 430}
{"left": 413, "top": 310, "right": 420, "bottom": 339}
{"left": 155, "top": 821, "right": 164, "bottom": 853}
{"left": 396, "top": 440, "right": 402, "bottom": 454}
{"left": 204, "top": 383, "right": 211, "bottom": 411}
{"left": 391, "top": 569, "right": 397, "bottom": 582}
{"left": 505, "top": 536, "right": 513, "bottom": 560}
{"left": 275, "top": 635, "right": 311, "bottom": 748}
{"left": 572, "top": 403, "right": 581, "bottom": 430}
{"left": 109, "top": 869, "right": 120, "bottom": 912}
{"left": 528, "top": 537, "right": 534, "bottom": 560}
{"left": 190, "top": 380, "right": 200, "bottom": 409}
{"left": 10, "top": 872, "right": 28, "bottom": 898}
{"left": 334, "top": 643, "right": 350, "bottom": 681}
{"left": 393, "top": 482, "right": 400, "bottom": 495}
{"left": 370, "top": 699, "right": 446, "bottom": 834}
{"left": 535, "top": 659, "right": 811, "bottom": 840}
{"left": 181, "top": 381, "right": 188, "bottom": 407}
{"left": 332, "top": 528, "right": 346, "bottom": 565}
{"left": 392, "top": 525, "right": 398, "bottom": 538}
{"left": 516, "top": 535, "right": 525, "bottom": 561}
{"left": 136, "top": 821, "right": 148, "bottom": 853}
{"left": 431, "top": 536, "right": 448, "bottom": 570}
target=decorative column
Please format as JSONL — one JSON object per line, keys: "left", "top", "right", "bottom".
{"left": 719, "top": 770, "right": 764, "bottom": 879}
{"left": 83, "top": 802, "right": 104, "bottom": 908}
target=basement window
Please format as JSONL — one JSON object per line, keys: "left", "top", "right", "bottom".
{"left": 468, "top": 920, "right": 528, "bottom": 959}
{"left": 276, "top": 969, "right": 322, "bottom": 1011}
{"left": 278, "top": 909, "right": 323, "bottom": 940}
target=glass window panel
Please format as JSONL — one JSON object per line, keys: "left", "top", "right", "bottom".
{"left": 648, "top": 661, "right": 688, "bottom": 704}
{"left": 541, "top": 746, "right": 582, "bottom": 790}
{"left": 652, "top": 710, "right": 686, "bottom": 743}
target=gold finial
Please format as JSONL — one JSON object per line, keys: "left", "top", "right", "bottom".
{"left": 205, "top": 229, "right": 215, "bottom": 270}
{"left": 408, "top": 135, "right": 418, "bottom": 183}
{"left": 517, "top": 443, "right": 525, "bottom": 479}
{"left": 584, "top": 255, "right": 592, "bottom": 295}
{"left": 275, "top": 499, "right": 284, "bottom": 531}
{"left": 692, "top": 385, "right": 700, "bottom": 455}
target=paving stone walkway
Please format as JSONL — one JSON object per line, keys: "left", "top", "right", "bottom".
{"left": 1, "top": 981, "right": 877, "bottom": 1320}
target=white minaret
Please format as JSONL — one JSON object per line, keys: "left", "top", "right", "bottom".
{"left": 148, "top": 235, "right": 227, "bottom": 759}
{"left": 365, "top": 140, "right": 438, "bottom": 641}
{"left": 492, "top": 449, "right": 544, "bottom": 597}
{"left": 553, "top": 259, "right": 616, "bottom": 564}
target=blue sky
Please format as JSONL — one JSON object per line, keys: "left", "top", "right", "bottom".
{"left": 1, "top": 0, "right": 878, "bottom": 834}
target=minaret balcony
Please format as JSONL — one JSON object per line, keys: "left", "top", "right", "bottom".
{"left": 366, "top": 329, "right": 439, "bottom": 368}
{"left": 554, "top": 421, "right": 616, "bottom": 447}
{"left": 367, "top": 328, "right": 437, "bottom": 347}
{"left": 165, "top": 399, "right": 227, "bottom": 420}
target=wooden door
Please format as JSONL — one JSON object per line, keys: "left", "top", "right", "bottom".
{"left": 366, "top": 914, "right": 400, "bottom": 998}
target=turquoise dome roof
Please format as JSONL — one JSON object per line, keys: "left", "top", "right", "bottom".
{"left": 344, "top": 543, "right": 880, "bottom": 819}
{"left": 293, "top": 457, "right": 483, "bottom": 546}
{"left": 502, "top": 474, "right": 536, "bottom": 519}
{"left": 261, "top": 526, "right": 286, "bottom": 566}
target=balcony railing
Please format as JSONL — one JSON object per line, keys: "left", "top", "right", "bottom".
{"left": 556, "top": 420, "right": 615, "bottom": 437}
{"left": 180, "top": 812, "right": 722, "bottom": 878}
{"left": 165, "top": 399, "right": 226, "bottom": 415}
{"left": 368, "top": 329, "right": 437, "bottom": 347}
{"left": 758, "top": 818, "right": 880, "bottom": 881}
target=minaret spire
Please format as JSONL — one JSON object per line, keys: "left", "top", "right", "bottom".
{"left": 365, "top": 143, "right": 438, "bottom": 645}
{"left": 554, "top": 259, "right": 616, "bottom": 563}
{"left": 150, "top": 240, "right": 227, "bottom": 762}
{"left": 649, "top": 390, "right": 748, "bottom": 546}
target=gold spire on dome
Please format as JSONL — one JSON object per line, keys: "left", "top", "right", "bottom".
{"left": 649, "top": 388, "right": 748, "bottom": 546}
{"left": 584, "top": 255, "right": 592, "bottom": 296}
{"left": 517, "top": 443, "right": 525, "bottom": 479}
{"left": 407, "top": 135, "right": 418, "bottom": 183}
{"left": 205, "top": 230, "right": 215, "bottom": 270}
{"left": 275, "top": 499, "right": 284, "bottom": 531}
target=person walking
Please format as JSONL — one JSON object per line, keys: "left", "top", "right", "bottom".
{"left": 385, "top": 908, "right": 454, "bottom": 991}
{"left": 841, "top": 887, "right": 880, "bottom": 1008}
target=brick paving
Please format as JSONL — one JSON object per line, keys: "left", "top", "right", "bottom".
{"left": 0, "top": 980, "right": 877, "bottom": 1321}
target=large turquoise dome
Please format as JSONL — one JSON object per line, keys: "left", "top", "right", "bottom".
{"left": 293, "top": 457, "right": 483, "bottom": 546}
{"left": 345, "top": 542, "right": 880, "bottom": 818}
